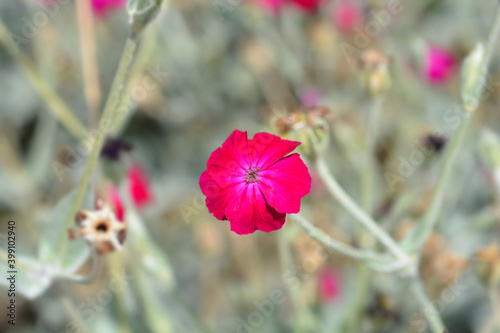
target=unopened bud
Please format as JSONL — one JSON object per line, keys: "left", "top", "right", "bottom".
{"left": 359, "top": 49, "right": 391, "bottom": 96}
{"left": 461, "top": 43, "right": 487, "bottom": 113}
{"left": 478, "top": 129, "right": 500, "bottom": 170}
{"left": 478, "top": 129, "right": 500, "bottom": 190}
{"left": 127, "top": 0, "right": 163, "bottom": 37}
{"left": 272, "top": 107, "right": 330, "bottom": 162}
{"left": 474, "top": 243, "right": 500, "bottom": 287}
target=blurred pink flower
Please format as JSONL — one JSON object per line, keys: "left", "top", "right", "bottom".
{"left": 91, "top": 0, "right": 127, "bottom": 17}
{"left": 424, "top": 45, "right": 456, "bottom": 84}
{"left": 289, "top": 0, "right": 322, "bottom": 12}
{"left": 318, "top": 267, "right": 341, "bottom": 302}
{"left": 300, "top": 86, "right": 321, "bottom": 108}
{"left": 332, "top": 0, "right": 363, "bottom": 34}
{"left": 108, "top": 185, "right": 125, "bottom": 221}
{"left": 258, "top": 0, "right": 285, "bottom": 14}
{"left": 128, "top": 163, "right": 153, "bottom": 208}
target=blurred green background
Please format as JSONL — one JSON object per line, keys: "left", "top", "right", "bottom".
{"left": 1, "top": 0, "right": 500, "bottom": 332}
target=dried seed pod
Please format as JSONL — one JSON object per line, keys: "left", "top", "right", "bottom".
{"left": 474, "top": 243, "right": 500, "bottom": 287}
{"left": 68, "top": 199, "right": 127, "bottom": 255}
{"left": 271, "top": 107, "right": 331, "bottom": 162}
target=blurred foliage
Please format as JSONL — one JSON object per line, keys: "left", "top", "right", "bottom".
{"left": 1, "top": 0, "right": 500, "bottom": 332}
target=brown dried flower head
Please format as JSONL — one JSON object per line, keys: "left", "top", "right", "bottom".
{"left": 272, "top": 107, "right": 330, "bottom": 161}
{"left": 359, "top": 49, "right": 391, "bottom": 96}
{"left": 474, "top": 243, "right": 500, "bottom": 286}
{"left": 68, "top": 199, "right": 127, "bottom": 255}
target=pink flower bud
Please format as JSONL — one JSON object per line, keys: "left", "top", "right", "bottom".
{"left": 318, "top": 266, "right": 341, "bottom": 302}
{"left": 91, "top": 0, "right": 127, "bottom": 17}
{"left": 108, "top": 185, "right": 125, "bottom": 222}
{"left": 128, "top": 163, "right": 153, "bottom": 208}
{"left": 424, "top": 45, "right": 456, "bottom": 84}
{"left": 332, "top": 0, "right": 363, "bottom": 34}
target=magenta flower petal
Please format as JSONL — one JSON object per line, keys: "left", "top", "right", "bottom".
{"left": 207, "top": 130, "right": 250, "bottom": 171}
{"left": 248, "top": 132, "right": 300, "bottom": 170}
{"left": 225, "top": 185, "right": 286, "bottom": 235}
{"left": 200, "top": 165, "right": 245, "bottom": 220}
{"left": 259, "top": 153, "right": 311, "bottom": 214}
{"left": 108, "top": 185, "right": 125, "bottom": 222}
{"left": 199, "top": 130, "right": 311, "bottom": 234}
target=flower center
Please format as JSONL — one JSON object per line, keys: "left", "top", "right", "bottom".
{"left": 245, "top": 166, "right": 260, "bottom": 185}
{"left": 96, "top": 222, "right": 109, "bottom": 233}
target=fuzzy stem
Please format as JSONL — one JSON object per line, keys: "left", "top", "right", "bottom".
{"left": 361, "top": 96, "right": 383, "bottom": 213}
{"left": 56, "top": 248, "right": 104, "bottom": 284}
{"left": 76, "top": 0, "right": 102, "bottom": 129}
{"left": 0, "top": 21, "right": 87, "bottom": 140}
{"left": 315, "top": 158, "right": 409, "bottom": 261}
{"left": 289, "top": 213, "right": 390, "bottom": 265}
{"left": 403, "top": 4, "right": 500, "bottom": 254}
{"left": 402, "top": 118, "right": 469, "bottom": 253}
{"left": 276, "top": 232, "right": 313, "bottom": 332}
{"left": 58, "top": 36, "right": 139, "bottom": 257}
{"left": 346, "top": 97, "right": 383, "bottom": 332}
{"left": 483, "top": 5, "right": 500, "bottom": 72}
{"left": 410, "top": 274, "right": 446, "bottom": 333}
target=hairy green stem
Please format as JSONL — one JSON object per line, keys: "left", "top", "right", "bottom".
{"left": 315, "top": 158, "right": 409, "bottom": 261}
{"left": 56, "top": 248, "right": 104, "bottom": 284}
{"left": 410, "top": 274, "right": 446, "bottom": 333}
{"left": 346, "top": 97, "right": 384, "bottom": 332}
{"left": 361, "top": 97, "right": 383, "bottom": 213}
{"left": 344, "top": 265, "right": 369, "bottom": 333}
{"left": 402, "top": 118, "right": 469, "bottom": 253}
{"left": 403, "top": 3, "right": 500, "bottom": 255}
{"left": 0, "top": 21, "right": 87, "bottom": 140}
{"left": 58, "top": 36, "right": 139, "bottom": 257}
{"left": 289, "top": 213, "right": 390, "bottom": 265}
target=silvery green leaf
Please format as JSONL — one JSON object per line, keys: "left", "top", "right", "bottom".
{"left": 478, "top": 129, "right": 500, "bottom": 170}
{"left": 127, "top": 208, "right": 175, "bottom": 291}
{"left": 0, "top": 255, "right": 57, "bottom": 300}
{"left": 38, "top": 187, "right": 94, "bottom": 271}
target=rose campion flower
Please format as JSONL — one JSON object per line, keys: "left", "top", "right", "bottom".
{"left": 300, "top": 86, "right": 321, "bottom": 108}
{"left": 91, "top": 0, "right": 127, "bottom": 17}
{"left": 424, "top": 45, "right": 456, "bottom": 84}
{"left": 199, "top": 130, "right": 311, "bottom": 235}
{"left": 128, "top": 163, "right": 153, "bottom": 208}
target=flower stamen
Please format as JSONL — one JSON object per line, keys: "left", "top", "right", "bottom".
{"left": 245, "top": 166, "right": 261, "bottom": 185}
